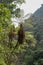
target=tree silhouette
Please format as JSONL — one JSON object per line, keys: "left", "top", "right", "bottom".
{"left": 15, "top": 23, "right": 25, "bottom": 48}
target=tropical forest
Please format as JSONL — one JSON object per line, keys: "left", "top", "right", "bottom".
{"left": 0, "top": 0, "right": 43, "bottom": 65}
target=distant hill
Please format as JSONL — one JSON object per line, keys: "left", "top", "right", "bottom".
{"left": 32, "top": 4, "right": 43, "bottom": 40}
{"left": 23, "top": 4, "right": 43, "bottom": 40}
{"left": 30, "top": 4, "right": 43, "bottom": 25}
{"left": 34, "top": 4, "right": 43, "bottom": 18}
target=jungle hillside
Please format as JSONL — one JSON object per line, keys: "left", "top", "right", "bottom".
{"left": 0, "top": 0, "right": 43, "bottom": 65}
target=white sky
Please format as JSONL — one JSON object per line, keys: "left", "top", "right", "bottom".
{"left": 21, "top": 0, "right": 43, "bottom": 15}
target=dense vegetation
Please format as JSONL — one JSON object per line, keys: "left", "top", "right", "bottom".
{"left": 0, "top": 0, "right": 43, "bottom": 65}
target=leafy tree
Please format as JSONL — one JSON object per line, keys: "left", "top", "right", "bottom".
{"left": 0, "top": 3, "right": 11, "bottom": 44}
{"left": 0, "top": 0, "right": 25, "bottom": 17}
{"left": 0, "top": 1, "right": 25, "bottom": 65}
{"left": 0, "top": 3, "right": 11, "bottom": 29}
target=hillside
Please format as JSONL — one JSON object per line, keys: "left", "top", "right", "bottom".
{"left": 0, "top": 1, "right": 43, "bottom": 65}
{"left": 23, "top": 4, "right": 43, "bottom": 41}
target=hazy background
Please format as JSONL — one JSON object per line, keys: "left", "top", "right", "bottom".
{"left": 21, "top": 0, "right": 43, "bottom": 15}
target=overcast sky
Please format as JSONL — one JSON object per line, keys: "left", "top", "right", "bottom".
{"left": 21, "top": 0, "right": 43, "bottom": 15}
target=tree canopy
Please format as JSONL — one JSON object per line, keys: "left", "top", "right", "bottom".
{"left": 0, "top": 0, "right": 25, "bottom": 17}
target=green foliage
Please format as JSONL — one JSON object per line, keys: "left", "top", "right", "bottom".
{"left": 23, "top": 22, "right": 33, "bottom": 32}
{"left": 0, "top": 0, "right": 25, "bottom": 17}
{"left": 25, "top": 32, "right": 36, "bottom": 47}
{"left": 0, "top": 3, "right": 11, "bottom": 31}
{"left": 0, "top": 0, "right": 43, "bottom": 65}
{"left": 0, "top": 0, "right": 25, "bottom": 4}
{"left": 28, "top": 15, "right": 43, "bottom": 43}
{"left": 0, "top": 61, "right": 6, "bottom": 65}
{"left": 14, "top": 8, "right": 21, "bottom": 17}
